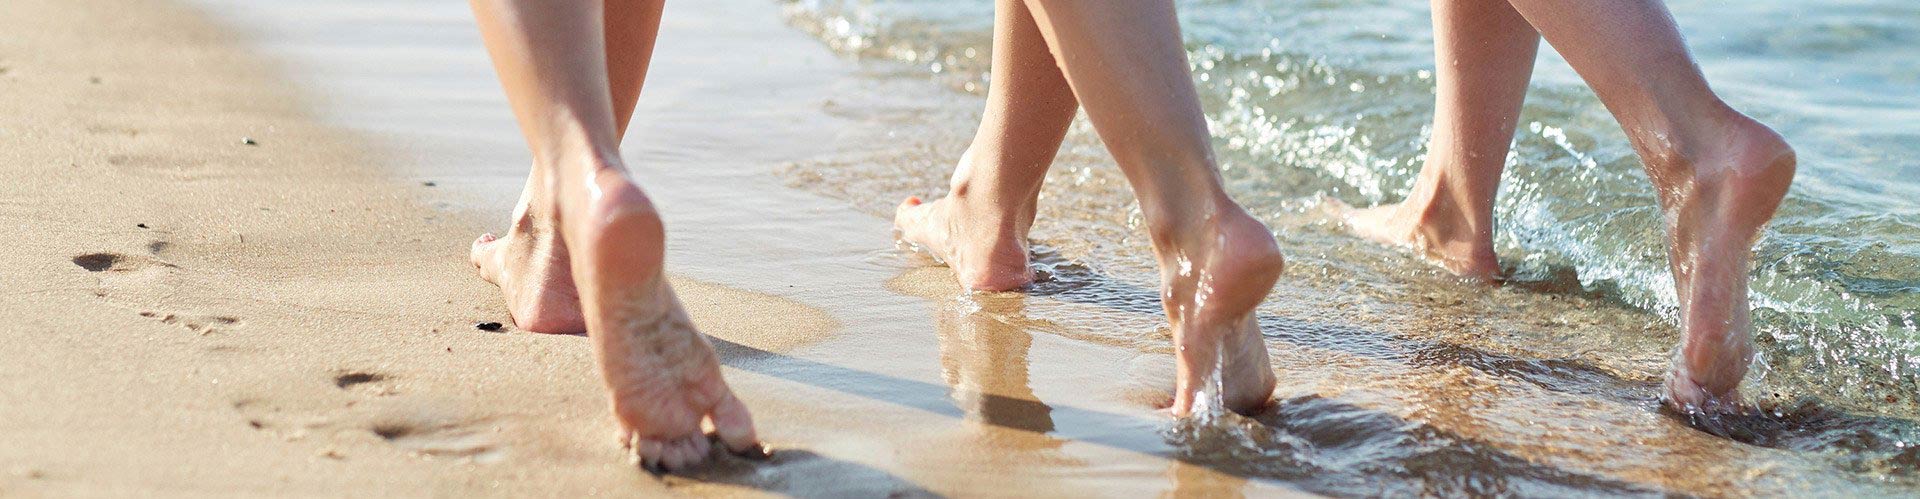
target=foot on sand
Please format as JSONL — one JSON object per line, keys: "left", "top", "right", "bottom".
{"left": 1333, "top": 191, "right": 1502, "bottom": 281}
{"left": 470, "top": 176, "right": 586, "bottom": 333}
{"left": 1157, "top": 204, "right": 1284, "bottom": 416}
{"left": 477, "top": 155, "right": 762, "bottom": 472}
{"left": 1655, "top": 112, "right": 1795, "bottom": 413}
{"left": 893, "top": 175, "right": 1036, "bottom": 291}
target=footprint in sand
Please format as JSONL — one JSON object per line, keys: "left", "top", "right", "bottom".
{"left": 236, "top": 376, "right": 504, "bottom": 464}
{"left": 367, "top": 420, "right": 504, "bottom": 463}
{"left": 103, "top": 153, "right": 213, "bottom": 182}
{"left": 85, "top": 124, "right": 141, "bottom": 137}
{"left": 332, "top": 371, "right": 397, "bottom": 397}
{"left": 232, "top": 399, "right": 328, "bottom": 442}
{"left": 74, "top": 252, "right": 242, "bottom": 336}
{"left": 327, "top": 371, "right": 500, "bottom": 461}
{"left": 137, "top": 310, "right": 241, "bottom": 336}
{"left": 71, "top": 251, "right": 176, "bottom": 275}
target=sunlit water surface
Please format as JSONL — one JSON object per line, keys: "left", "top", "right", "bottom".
{"left": 778, "top": 0, "right": 1920, "bottom": 494}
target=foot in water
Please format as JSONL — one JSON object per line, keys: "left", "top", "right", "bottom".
{"left": 1333, "top": 189, "right": 1503, "bottom": 282}
{"left": 900, "top": 182, "right": 1283, "bottom": 415}
{"left": 1157, "top": 204, "right": 1284, "bottom": 416}
{"left": 1655, "top": 112, "right": 1795, "bottom": 414}
{"left": 474, "top": 157, "right": 762, "bottom": 472}
{"left": 893, "top": 150, "right": 1043, "bottom": 291}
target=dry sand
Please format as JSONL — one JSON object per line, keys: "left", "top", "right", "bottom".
{"left": 0, "top": 0, "right": 1299, "bottom": 496}
{"left": 0, "top": 0, "right": 825, "bottom": 496}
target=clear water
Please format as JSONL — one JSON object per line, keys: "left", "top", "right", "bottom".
{"left": 780, "top": 0, "right": 1920, "bottom": 410}
{"left": 777, "top": 0, "right": 1920, "bottom": 493}
{"left": 192, "top": 0, "right": 1920, "bottom": 493}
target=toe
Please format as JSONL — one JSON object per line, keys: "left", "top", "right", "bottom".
{"left": 660, "top": 436, "right": 706, "bottom": 472}
{"left": 1665, "top": 370, "right": 1732, "bottom": 414}
{"left": 469, "top": 233, "right": 500, "bottom": 271}
{"left": 707, "top": 391, "right": 764, "bottom": 457}
{"left": 893, "top": 196, "right": 926, "bottom": 228}
{"left": 632, "top": 438, "right": 665, "bottom": 473}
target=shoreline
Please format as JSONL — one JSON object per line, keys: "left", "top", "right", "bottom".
{"left": 3, "top": 0, "right": 1280, "bottom": 495}
{"left": 5, "top": 0, "right": 1916, "bottom": 496}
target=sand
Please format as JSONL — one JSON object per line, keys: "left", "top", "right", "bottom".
{"left": 0, "top": 0, "right": 1298, "bottom": 496}
{"left": 10, "top": 0, "right": 1906, "bottom": 496}
{"left": 0, "top": 0, "right": 815, "bottom": 496}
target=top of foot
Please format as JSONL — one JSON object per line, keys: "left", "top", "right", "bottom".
{"left": 894, "top": 195, "right": 1035, "bottom": 291}
{"left": 1327, "top": 197, "right": 1502, "bottom": 281}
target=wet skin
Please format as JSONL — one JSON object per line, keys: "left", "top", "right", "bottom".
{"left": 1335, "top": 0, "right": 1795, "bottom": 412}
{"left": 895, "top": 0, "right": 1282, "bottom": 416}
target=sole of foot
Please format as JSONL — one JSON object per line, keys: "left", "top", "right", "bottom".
{"left": 1660, "top": 113, "right": 1795, "bottom": 414}
{"left": 894, "top": 195, "right": 1035, "bottom": 291}
{"left": 1161, "top": 206, "right": 1285, "bottom": 416}
{"left": 547, "top": 166, "right": 763, "bottom": 472}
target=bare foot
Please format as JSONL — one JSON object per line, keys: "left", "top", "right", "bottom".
{"left": 470, "top": 177, "right": 585, "bottom": 333}
{"left": 1160, "top": 204, "right": 1284, "bottom": 416}
{"left": 555, "top": 167, "right": 764, "bottom": 472}
{"left": 1332, "top": 194, "right": 1502, "bottom": 281}
{"left": 893, "top": 159, "right": 1037, "bottom": 291}
{"left": 1656, "top": 113, "right": 1795, "bottom": 413}
{"left": 473, "top": 156, "right": 761, "bottom": 472}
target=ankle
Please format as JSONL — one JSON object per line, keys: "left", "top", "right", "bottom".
{"left": 1638, "top": 106, "right": 1795, "bottom": 185}
{"left": 1399, "top": 178, "right": 1497, "bottom": 251}
{"left": 1149, "top": 201, "right": 1284, "bottom": 274}
{"left": 943, "top": 177, "right": 1034, "bottom": 239}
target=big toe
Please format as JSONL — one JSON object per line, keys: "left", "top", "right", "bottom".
{"left": 707, "top": 391, "right": 764, "bottom": 457}
{"left": 470, "top": 233, "right": 501, "bottom": 275}
{"left": 893, "top": 196, "right": 927, "bottom": 228}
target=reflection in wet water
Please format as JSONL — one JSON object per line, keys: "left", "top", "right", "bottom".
{"left": 934, "top": 292, "right": 1059, "bottom": 439}
{"left": 772, "top": 11, "right": 1920, "bottom": 491}
{"left": 780, "top": 0, "right": 1920, "bottom": 430}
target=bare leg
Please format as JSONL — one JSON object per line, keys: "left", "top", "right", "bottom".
{"left": 1502, "top": 0, "right": 1795, "bottom": 412}
{"left": 894, "top": 0, "right": 1079, "bottom": 291}
{"left": 1340, "top": 0, "right": 1539, "bottom": 281}
{"left": 470, "top": 0, "right": 664, "bottom": 332}
{"left": 1019, "top": 0, "right": 1284, "bottom": 415}
{"left": 465, "top": 0, "right": 759, "bottom": 471}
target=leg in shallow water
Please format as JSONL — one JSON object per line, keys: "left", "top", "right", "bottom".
{"left": 1339, "top": 0, "right": 1539, "bottom": 281}
{"left": 469, "top": 0, "right": 665, "bottom": 332}
{"left": 894, "top": 0, "right": 1080, "bottom": 291}
{"left": 1020, "top": 0, "right": 1285, "bottom": 416}
{"left": 1500, "top": 0, "right": 1796, "bottom": 412}
{"left": 465, "top": 0, "right": 761, "bottom": 471}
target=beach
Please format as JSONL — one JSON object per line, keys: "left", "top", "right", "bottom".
{"left": 3, "top": 0, "right": 1918, "bottom": 496}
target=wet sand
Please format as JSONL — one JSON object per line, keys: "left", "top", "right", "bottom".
{"left": 0, "top": 0, "right": 1289, "bottom": 495}
{"left": 6, "top": 0, "right": 1919, "bottom": 496}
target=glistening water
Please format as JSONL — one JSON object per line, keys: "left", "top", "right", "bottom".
{"left": 779, "top": 0, "right": 1920, "bottom": 494}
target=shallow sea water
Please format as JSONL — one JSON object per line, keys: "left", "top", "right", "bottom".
{"left": 195, "top": 0, "right": 1920, "bottom": 495}
{"left": 779, "top": 0, "right": 1920, "bottom": 495}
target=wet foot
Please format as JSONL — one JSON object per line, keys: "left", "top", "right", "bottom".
{"left": 1657, "top": 113, "right": 1795, "bottom": 413}
{"left": 893, "top": 164, "right": 1037, "bottom": 291}
{"left": 1332, "top": 194, "right": 1501, "bottom": 281}
{"left": 470, "top": 177, "right": 585, "bottom": 333}
{"left": 1159, "top": 205, "right": 1284, "bottom": 416}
